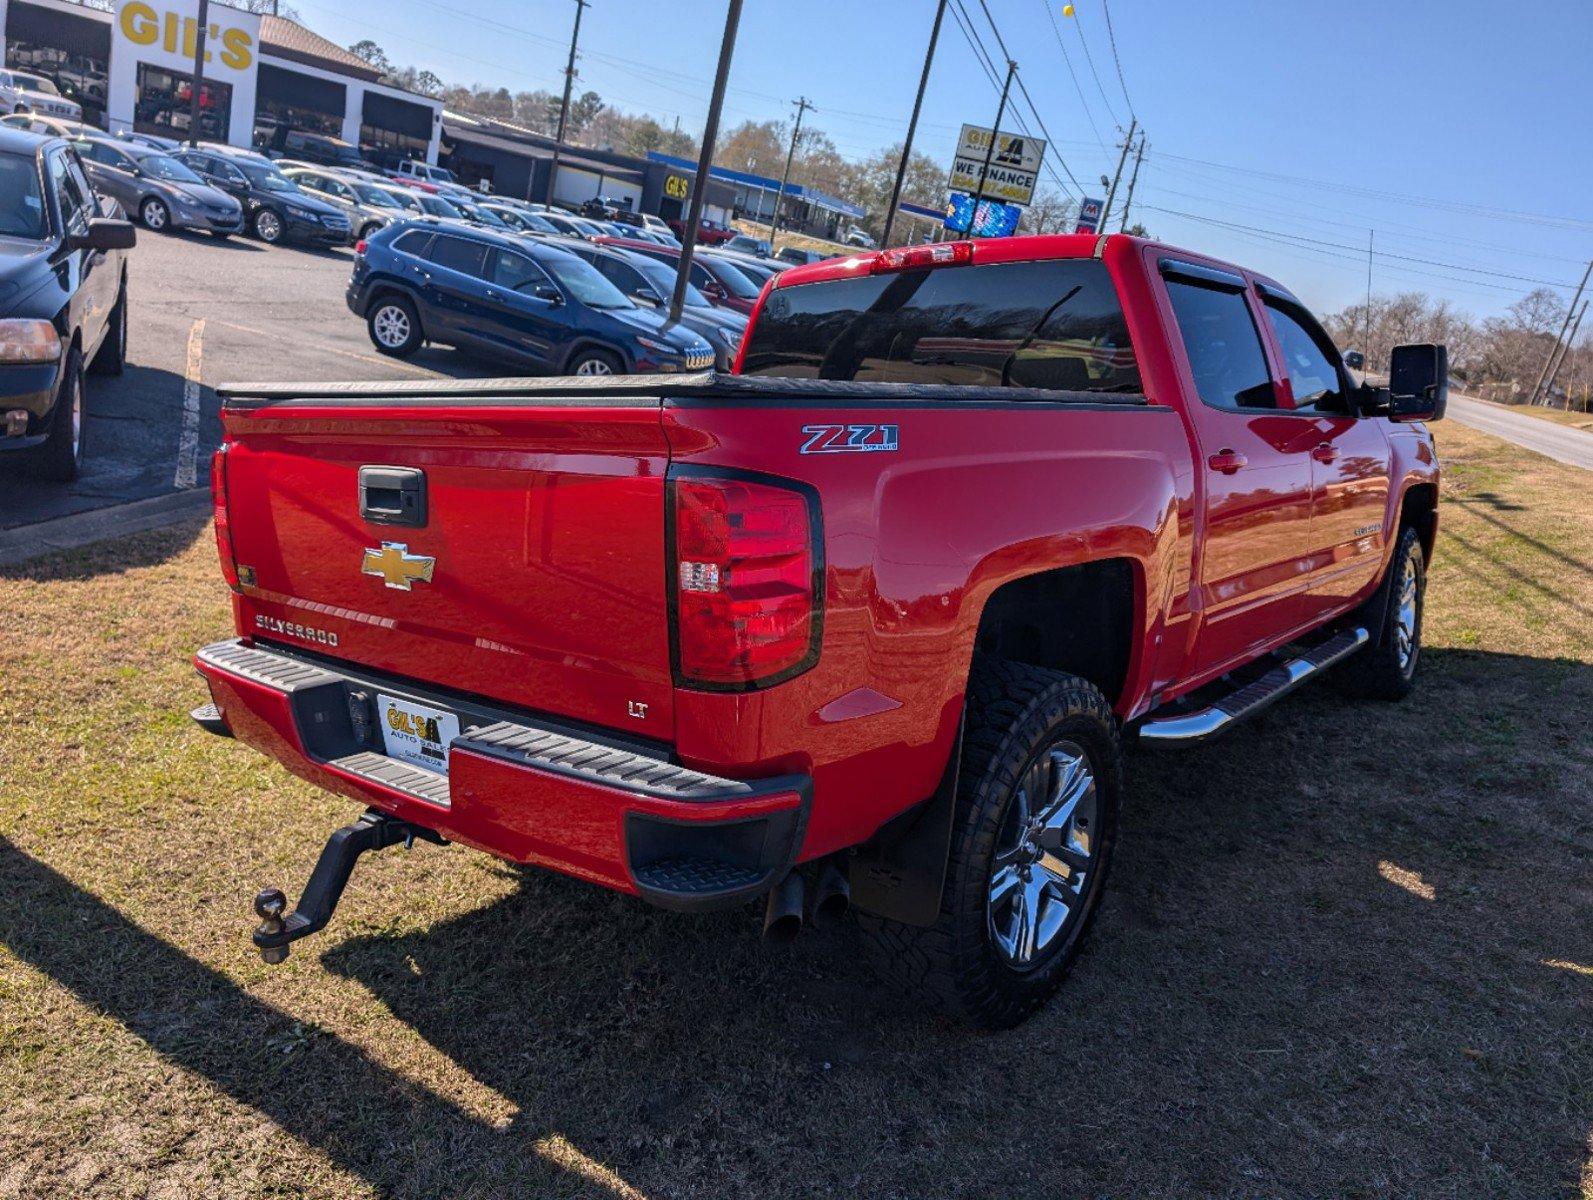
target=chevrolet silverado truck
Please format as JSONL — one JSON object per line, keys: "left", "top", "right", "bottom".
{"left": 192, "top": 234, "right": 1446, "bottom": 1028}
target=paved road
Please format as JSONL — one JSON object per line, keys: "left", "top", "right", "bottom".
{"left": 2, "top": 228, "right": 491, "bottom": 531}
{"left": 1446, "top": 393, "right": 1593, "bottom": 471}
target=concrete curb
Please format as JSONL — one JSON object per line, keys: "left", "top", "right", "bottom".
{"left": 0, "top": 489, "right": 211, "bottom": 567}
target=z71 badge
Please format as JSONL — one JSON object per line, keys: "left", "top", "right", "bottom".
{"left": 800, "top": 423, "right": 900, "bottom": 454}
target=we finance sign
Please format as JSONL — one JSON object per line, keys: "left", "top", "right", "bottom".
{"left": 947, "top": 124, "right": 1046, "bottom": 207}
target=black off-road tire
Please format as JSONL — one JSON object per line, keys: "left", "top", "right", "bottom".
{"left": 28, "top": 347, "right": 85, "bottom": 482}
{"left": 89, "top": 278, "right": 127, "bottom": 376}
{"left": 1336, "top": 525, "right": 1426, "bottom": 701}
{"left": 858, "top": 660, "right": 1123, "bottom": 1029}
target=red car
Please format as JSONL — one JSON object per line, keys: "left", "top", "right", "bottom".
{"left": 194, "top": 234, "right": 1445, "bottom": 1027}
{"left": 667, "top": 215, "right": 736, "bottom": 245}
{"left": 592, "top": 234, "right": 763, "bottom": 315}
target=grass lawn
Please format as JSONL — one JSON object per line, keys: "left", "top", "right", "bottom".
{"left": 1, "top": 421, "right": 1588, "bottom": 1199}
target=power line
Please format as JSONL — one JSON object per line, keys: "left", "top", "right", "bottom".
{"left": 1036, "top": 0, "right": 1107, "bottom": 152}
{"left": 1070, "top": 5, "right": 1125, "bottom": 130}
{"left": 1098, "top": 0, "right": 1137, "bottom": 121}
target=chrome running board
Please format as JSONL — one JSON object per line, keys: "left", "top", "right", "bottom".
{"left": 1139, "top": 626, "right": 1369, "bottom": 748}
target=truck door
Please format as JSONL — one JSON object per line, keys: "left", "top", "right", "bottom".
{"left": 1159, "top": 260, "right": 1319, "bottom": 673}
{"left": 1256, "top": 288, "right": 1392, "bottom": 619}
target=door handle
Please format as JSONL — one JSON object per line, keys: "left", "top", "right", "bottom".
{"left": 1311, "top": 442, "right": 1339, "bottom": 464}
{"left": 1207, "top": 449, "right": 1248, "bottom": 475}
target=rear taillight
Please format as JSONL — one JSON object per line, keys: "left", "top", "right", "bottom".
{"left": 871, "top": 240, "right": 972, "bottom": 274}
{"left": 354, "top": 239, "right": 368, "bottom": 255}
{"left": 670, "top": 472, "right": 821, "bottom": 689}
{"left": 211, "top": 444, "right": 238, "bottom": 590}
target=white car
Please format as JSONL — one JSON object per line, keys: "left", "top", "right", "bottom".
{"left": 0, "top": 69, "right": 83, "bottom": 121}
{"left": 843, "top": 225, "right": 877, "bottom": 249}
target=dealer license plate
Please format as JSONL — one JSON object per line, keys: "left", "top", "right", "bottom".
{"left": 377, "top": 693, "right": 461, "bottom": 775}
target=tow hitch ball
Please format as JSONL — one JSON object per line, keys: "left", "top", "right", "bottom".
{"left": 252, "top": 808, "right": 445, "bottom": 964}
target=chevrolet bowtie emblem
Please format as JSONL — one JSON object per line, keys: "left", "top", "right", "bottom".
{"left": 361, "top": 542, "right": 436, "bottom": 590}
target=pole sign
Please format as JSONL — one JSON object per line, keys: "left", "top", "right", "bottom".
{"left": 947, "top": 123, "right": 1046, "bottom": 207}
{"left": 1074, "top": 196, "right": 1104, "bottom": 234}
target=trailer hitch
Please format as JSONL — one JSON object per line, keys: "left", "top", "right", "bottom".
{"left": 252, "top": 808, "right": 446, "bottom": 963}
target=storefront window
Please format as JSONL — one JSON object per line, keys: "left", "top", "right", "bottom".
{"left": 252, "top": 64, "right": 345, "bottom": 153}
{"left": 359, "top": 124, "right": 428, "bottom": 170}
{"left": 134, "top": 64, "right": 231, "bottom": 142}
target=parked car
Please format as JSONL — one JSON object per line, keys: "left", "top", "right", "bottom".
{"left": 1, "top": 112, "right": 99, "bottom": 140}
{"left": 120, "top": 131, "right": 182, "bottom": 152}
{"left": 540, "top": 212, "right": 611, "bottom": 241}
{"left": 451, "top": 198, "right": 515, "bottom": 231}
{"left": 388, "top": 159, "right": 473, "bottom": 199}
{"left": 666, "top": 214, "right": 735, "bottom": 244}
{"left": 173, "top": 146, "right": 350, "bottom": 246}
{"left": 75, "top": 137, "right": 243, "bottom": 236}
{"left": 477, "top": 203, "right": 560, "bottom": 235}
{"left": 0, "top": 129, "right": 134, "bottom": 480}
{"left": 346, "top": 221, "right": 715, "bottom": 374}
{"left": 199, "top": 232, "right": 1446, "bottom": 1031}
{"left": 595, "top": 235, "right": 764, "bottom": 314}
{"left": 706, "top": 248, "right": 785, "bottom": 287}
{"left": 0, "top": 69, "right": 82, "bottom": 121}
{"left": 640, "top": 212, "right": 676, "bottom": 240}
{"left": 556, "top": 241, "right": 748, "bottom": 369}
{"left": 776, "top": 246, "right": 830, "bottom": 266}
{"left": 723, "top": 234, "right": 771, "bottom": 257}
{"left": 268, "top": 129, "right": 369, "bottom": 171}
{"left": 281, "top": 166, "right": 402, "bottom": 242}
{"left": 842, "top": 225, "right": 876, "bottom": 248}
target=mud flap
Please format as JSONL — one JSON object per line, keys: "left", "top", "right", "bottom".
{"left": 847, "top": 719, "right": 963, "bottom": 927}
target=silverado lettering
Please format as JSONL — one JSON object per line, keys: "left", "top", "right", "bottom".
{"left": 196, "top": 233, "right": 1446, "bottom": 1028}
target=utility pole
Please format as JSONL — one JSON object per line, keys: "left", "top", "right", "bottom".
{"left": 1099, "top": 117, "right": 1137, "bottom": 231}
{"left": 186, "top": 0, "right": 209, "bottom": 148}
{"left": 769, "top": 95, "right": 813, "bottom": 246}
{"left": 1117, "top": 132, "right": 1145, "bottom": 232}
{"left": 545, "top": 0, "right": 590, "bottom": 207}
{"left": 882, "top": 0, "right": 947, "bottom": 249}
{"left": 1528, "top": 258, "right": 1591, "bottom": 405}
{"left": 1365, "top": 230, "right": 1375, "bottom": 360}
{"left": 669, "top": 0, "right": 743, "bottom": 323}
{"left": 965, "top": 59, "right": 1015, "bottom": 240}
{"left": 1541, "top": 297, "right": 1587, "bottom": 408}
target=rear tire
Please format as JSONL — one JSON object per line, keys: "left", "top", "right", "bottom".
{"left": 27, "top": 347, "right": 85, "bottom": 482}
{"left": 89, "top": 279, "right": 127, "bottom": 376}
{"left": 859, "top": 660, "right": 1122, "bottom": 1029}
{"left": 1336, "top": 525, "right": 1425, "bottom": 701}
{"left": 367, "top": 295, "right": 422, "bottom": 357}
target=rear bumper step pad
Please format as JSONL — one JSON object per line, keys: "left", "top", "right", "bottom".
{"left": 194, "top": 638, "right": 810, "bottom": 909}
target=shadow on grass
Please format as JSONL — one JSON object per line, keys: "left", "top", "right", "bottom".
{"left": 1, "top": 647, "right": 1589, "bottom": 1196}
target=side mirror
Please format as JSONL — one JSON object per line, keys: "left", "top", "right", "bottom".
{"left": 532, "top": 284, "right": 563, "bottom": 307}
{"left": 1388, "top": 343, "right": 1447, "bottom": 422}
{"left": 70, "top": 217, "right": 136, "bottom": 252}
{"left": 1343, "top": 349, "right": 1365, "bottom": 370}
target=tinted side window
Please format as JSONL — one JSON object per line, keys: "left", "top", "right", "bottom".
{"left": 1164, "top": 280, "right": 1276, "bottom": 410}
{"left": 740, "top": 259, "right": 1140, "bottom": 392}
{"left": 391, "top": 229, "right": 433, "bottom": 256}
{"left": 594, "top": 257, "right": 645, "bottom": 295}
{"left": 488, "top": 249, "right": 546, "bottom": 291}
{"left": 428, "top": 235, "right": 489, "bottom": 278}
{"left": 1263, "top": 301, "right": 1345, "bottom": 411}
{"left": 46, "top": 152, "right": 89, "bottom": 236}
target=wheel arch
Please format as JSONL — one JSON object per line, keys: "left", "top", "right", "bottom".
{"left": 558, "top": 338, "right": 630, "bottom": 374}
{"left": 1399, "top": 481, "right": 1438, "bottom": 563}
{"left": 364, "top": 285, "right": 424, "bottom": 338}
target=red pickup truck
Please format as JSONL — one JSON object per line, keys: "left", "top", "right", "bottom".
{"left": 193, "top": 234, "right": 1446, "bottom": 1028}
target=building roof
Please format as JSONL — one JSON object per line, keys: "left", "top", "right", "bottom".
{"left": 444, "top": 121, "right": 645, "bottom": 184}
{"left": 259, "top": 15, "right": 383, "bottom": 82}
{"left": 645, "top": 152, "right": 865, "bottom": 218}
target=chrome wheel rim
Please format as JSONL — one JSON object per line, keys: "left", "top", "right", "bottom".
{"left": 142, "top": 199, "right": 166, "bottom": 229}
{"left": 988, "top": 739, "right": 1099, "bottom": 969}
{"left": 1395, "top": 555, "right": 1419, "bottom": 672}
{"left": 257, "top": 211, "right": 281, "bottom": 241}
{"left": 372, "top": 306, "right": 410, "bottom": 348}
{"left": 575, "top": 357, "right": 613, "bottom": 376}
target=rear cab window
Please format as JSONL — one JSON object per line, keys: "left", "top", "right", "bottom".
{"left": 740, "top": 257, "right": 1140, "bottom": 392}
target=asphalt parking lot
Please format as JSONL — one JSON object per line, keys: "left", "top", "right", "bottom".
{"left": 0, "top": 228, "right": 497, "bottom": 531}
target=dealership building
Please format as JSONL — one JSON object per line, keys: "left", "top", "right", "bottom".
{"left": 0, "top": 0, "right": 443, "bottom": 164}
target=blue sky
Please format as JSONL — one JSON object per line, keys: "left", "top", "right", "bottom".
{"left": 294, "top": 0, "right": 1593, "bottom": 320}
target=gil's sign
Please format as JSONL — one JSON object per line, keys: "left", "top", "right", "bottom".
{"left": 947, "top": 124, "right": 1046, "bottom": 207}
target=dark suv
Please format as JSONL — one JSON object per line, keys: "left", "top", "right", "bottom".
{"left": 0, "top": 128, "right": 135, "bottom": 480}
{"left": 172, "top": 146, "right": 349, "bottom": 246}
{"left": 346, "top": 220, "right": 716, "bottom": 375}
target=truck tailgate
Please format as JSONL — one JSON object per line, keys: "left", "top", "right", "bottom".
{"left": 218, "top": 388, "right": 674, "bottom": 740}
